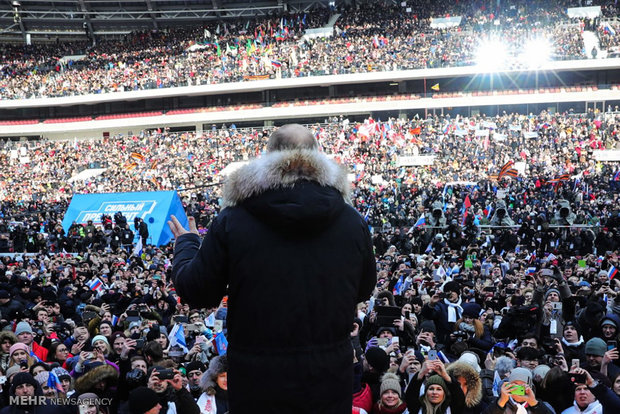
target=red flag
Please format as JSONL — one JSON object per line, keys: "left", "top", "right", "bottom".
{"left": 464, "top": 195, "right": 471, "bottom": 209}
{"left": 411, "top": 127, "right": 421, "bottom": 135}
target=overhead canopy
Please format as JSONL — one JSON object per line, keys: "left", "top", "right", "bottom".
{"left": 62, "top": 191, "right": 188, "bottom": 246}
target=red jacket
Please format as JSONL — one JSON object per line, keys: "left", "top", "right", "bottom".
{"left": 353, "top": 383, "right": 373, "bottom": 413}
{"left": 31, "top": 341, "right": 48, "bottom": 362}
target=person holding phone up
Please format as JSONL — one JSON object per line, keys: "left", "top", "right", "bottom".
{"left": 483, "top": 367, "right": 554, "bottom": 414}
{"left": 561, "top": 367, "right": 620, "bottom": 413}
{"left": 403, "top": 358, "right": 464, "bottom": 414}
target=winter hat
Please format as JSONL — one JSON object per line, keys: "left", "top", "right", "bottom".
{"left": 532, "top": 365, "right": 551, "bottom": 382}
{"left": 585, "top": 338, "right": 607, "bottom": 357}
{"left": 457, "top": 351, "right": 481, "bottom": 373}
{"left": 380, "top": 373, "right": 402, "bottom": 398}
{"left": 77, "top": 393, "right": 100, "bottom": 407}
{"left": 419, "top": 320, "right": 437, "bottom": 335}
{"left": 9, "top": 342, "right": 29, "bottom": 357}
{"left": 185, "top": 361, "right": 206, "bottom": 374}
{"left": 544, "top": 288, "right": 561, "bottom": 300}
{"left": 364, "top": 347, "right": 390, "bottom": 373}
{"left": 6, "top": 365, "right": 21, "bottom": 380}
{"left": 0, "top": 290, "right": 9, "bottom": 299}
{"left": 600, "top": 314, "right": 619, "bottom": 328}
{"left": 425, "top": 375, "right": 449, "bottom": 393}
{"left": 563, "top": 320, "right": 581, "bottom": 335}
{"left": 10, "top": 373, "right": 39, "bottom": 393}
{"left": 376, "top": 326, "right": 396, "bottom": 336}
{"left": 129, "top": 321, "right": 141, "bottom": 330}
{"left": 508, "top": 367, "right": 532, "bottom": 386}
{"left": 462, "top": 303, "right": 482, "bottom": 319}
{"left": 91, "top": 335, "right": 109, "bottom": 346}
{"left": 14, "top": 321, "right": 33, "bottom": 336}
{"left": 443, "top": 281, "right": 461, "bottom": 295}
{"left": 128, "top": 387, "right": 159, "bottom": 414}
{"left": 34, "top": 371, "right": 50, "bottom": 387}
{"left": 51, "top": 367, "right": 71, "bottom": 381}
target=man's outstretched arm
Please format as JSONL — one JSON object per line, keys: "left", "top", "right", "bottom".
{"left": 168, "top": 215, "right": 229, "bottom": 309}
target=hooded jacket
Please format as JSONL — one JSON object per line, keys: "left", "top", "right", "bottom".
{"left": 172, "top": 149, "right": 377, "bottom": 413}
{"left": 447, "top": 361, "right": 487, "bottom": 414}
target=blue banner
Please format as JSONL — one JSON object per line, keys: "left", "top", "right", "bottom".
{"left": 62, "top": 191, "right": 188, "bottom": 246}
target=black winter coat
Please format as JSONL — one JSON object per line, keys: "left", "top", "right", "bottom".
{"left": 172, "top": 149, "right": 376, "bottom": 413}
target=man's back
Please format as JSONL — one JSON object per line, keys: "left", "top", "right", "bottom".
{"left": 171, "top": 134, "right": 376, "bottom": 412}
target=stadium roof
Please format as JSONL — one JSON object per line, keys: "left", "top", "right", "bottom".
{"left": 0, "top": 0, "right": 326, "bottom": 41}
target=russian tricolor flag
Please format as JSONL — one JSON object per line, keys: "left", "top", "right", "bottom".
{"left": 609, "top": 266, "right": 618, "bottom": 280}
{"left": 527, "top": 267, "right": 537, "bottom": 275}
{"left": 414, "top": 215, "right": 426, "bottom": 227}
{"left": 87, "top": 278, "right": 103, "bottom": 293}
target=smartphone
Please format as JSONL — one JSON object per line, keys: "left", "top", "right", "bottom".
{"left": 157, "top": 368, "right": 174, "bottom": 380}
{"left": 195, "top": 336, "right": 205, "bottom": 344}
{"left": 541, "top": 269, "right": 554, "bottom": 277}
{"left": 173, "top": 315, "right": 188, "bottom": 324}
{"left": 428, "top": 350, "right": 438, "bottom": 360}
{"left": 135, "top": 339, "right": 145, "bottom": 349}
{"left": 571, "top": 359, "right": 580, "bottom": 368}
{"left": 392, "top": 336, "right": 400, "bottom": 346}
{"left": 608, "top": 340, "right": 617, "bottom": 351}
{"left": 569, "top": 373, "right": 586, "bottom": 384}
{"left": 377, "top": 338, "right": 389, "bottom": 347}
{"left": 510, "top": 385, "right": 526, "bottom": 396}
{"left": 405, "top": 310, "right": 411, "bottom": 319}
{"left": 552, "top": 302, "right": 563, "bottom": 310}
{"left": 483, "top": 286, "right": 497, "bottom": 293}
{"left": 505, "top": 288, "right": 516, "bottom": 294}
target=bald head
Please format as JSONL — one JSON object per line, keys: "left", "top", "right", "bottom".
{"left": 267, "top": 124, "right": 318, "bottom": 152}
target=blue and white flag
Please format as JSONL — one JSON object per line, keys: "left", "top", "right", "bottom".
{"left": 215, "top": 332, "right": 228, "bottom": 355}
{"left": 414, "top": 215, "right": 426, "bottom": 227}
{"left": 167, "top": 324, "right": 188, "bottom": 352}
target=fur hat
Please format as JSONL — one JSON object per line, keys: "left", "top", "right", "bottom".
{"left": 443, "top": 281, "right": 461, "bottom": 295}
{"left": 199, "top": 355, "right": 227, "bottom": 395}
{"left": 379, "top": 373, "right": 401, "bottom": 398}
{"left": 447, "top": 361, "right": 482, "bottom": 408}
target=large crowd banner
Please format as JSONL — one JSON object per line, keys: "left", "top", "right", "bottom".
{"left": 62, "top": 191, "right": 188, "bottom": 246}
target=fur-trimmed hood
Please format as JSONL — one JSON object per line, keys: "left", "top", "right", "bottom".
{"left": 200, "top": 355, "right": 227, "bottom": 395}
{"left": 446, "top": 361, "right": 482, "bottom": 408}
{"left": 0, "top": 330, "right": 17, "bottom": 344}
{"left": 75, "top": 364, "right": 119, "bottom": 395}
{"left": 221, "top": 149, "right": 351, "bottom": 208}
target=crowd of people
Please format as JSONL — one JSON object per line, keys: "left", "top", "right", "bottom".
{"left": 0, "top": 0, "right": 618, "bottom": 100}
{"left": 0, "top": 104, "right": 617, "bottom": 412}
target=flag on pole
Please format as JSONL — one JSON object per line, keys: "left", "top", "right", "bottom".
{"left": 214, "top": 332, "right": 228, "bottom": 355}
{"left": 132, "top": 237, "right": 143, "bottom": 257}
{"left": 498, "top": 160, "right": 515, "bottom": 180}
{"left": 431, "top": 83, "right": 440, "bottom": 91}
{"left": 610, "top": 266, "right": 619, "bottom": 280}
{"left": 87, "top": 278, "right": 103, "bottom": 293}
{"left": 414, "top": 215, "right": 426, "bottom": 227}
{"left": 168, "top": 324, "right": 188, "bottom": 352}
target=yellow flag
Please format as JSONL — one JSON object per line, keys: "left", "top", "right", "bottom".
{"left": 431, "top": 83, "right": 440, "bottom": 91}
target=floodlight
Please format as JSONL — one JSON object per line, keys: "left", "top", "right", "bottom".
{"left": 519, "top": 38, "right": 553, "bottom": 69}
{"left": 475, "top": 40, "right": 508, "bottom": 71}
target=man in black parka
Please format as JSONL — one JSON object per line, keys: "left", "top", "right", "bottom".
{"left": 168, "top": 123, "right": 376, "bottom": 413}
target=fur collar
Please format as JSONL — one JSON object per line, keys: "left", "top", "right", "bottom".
{"left": 75, "top": 365, "right": 118, "bottom": 394}
{"left": 446, "top": 361, "right": 482, "bottom": 407}
{"left": 221, "top": 150, "right": 351, "bottom": 208}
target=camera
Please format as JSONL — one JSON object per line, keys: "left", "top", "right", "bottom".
{"left": 453, "top": 331, "right": 469, "bottom": 342}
